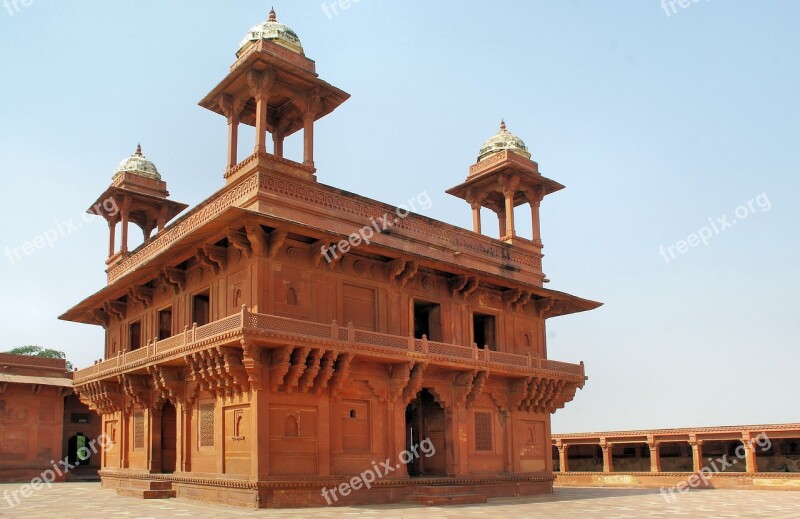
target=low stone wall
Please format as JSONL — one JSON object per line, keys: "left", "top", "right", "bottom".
{"left": 555, "top": 472, "right": 800, "bottom": 491}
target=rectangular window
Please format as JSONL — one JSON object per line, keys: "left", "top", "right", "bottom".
{"left": 474, "top": 412, "right": 493, "bottom": 451}
{"left": 133, "top": 410, "right": 145, "bottom": 449}
{"left": 193, "top": 291, "right": 210, "bottom": 327}
{"left": 473, "top": 313, "right": 496, "bottom": 350}
{"left": 71, "top": 413, "right": 91, "bottom": 424}
{"left": 413, "top": 300, "right": 442, "bottom": 341}
{"left": 199, "top": 402, "right": 215, "bottom": 447}
{"left": 157, "top": 307, "right": 173, "bottom": 340}
{"left": 129, "top": 321, "right": 142, "bottom": 351}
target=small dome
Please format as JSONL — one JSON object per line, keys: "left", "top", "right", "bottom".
{"left": 477, "top": 120, "right": 532, "bottom": 162}
{"left": 113, "top": 144, "right": 161, "bottom": 180}
{"left": 237, "top": 9, "right": 304, "bottom": 57}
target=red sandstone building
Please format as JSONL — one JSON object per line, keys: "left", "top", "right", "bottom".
{"left": 60, "top": 10, "right": 600, "bottom": 507}
{"left": 0, "top": 354, "right": 100, "bottom": 482}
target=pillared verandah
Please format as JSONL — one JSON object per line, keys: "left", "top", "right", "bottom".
{"left": 60, "top": 9, "right": 600, "bottom": 508}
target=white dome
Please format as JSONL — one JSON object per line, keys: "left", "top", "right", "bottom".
{"left": 477, "top": 120, "right": 532, "bottom": 162}
{"left": 113, "top": 144, "right": 160, "bottom": 180}
{"left": 237, "top": 9, "right": 304, "bottom": 57}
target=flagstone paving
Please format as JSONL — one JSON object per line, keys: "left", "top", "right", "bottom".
{"left": 1, "top": 483, "right": 798, "bottom": 518}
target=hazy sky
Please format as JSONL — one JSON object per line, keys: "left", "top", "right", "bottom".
{"left": 1, "top": 1, "right": 798, "bottom": 433}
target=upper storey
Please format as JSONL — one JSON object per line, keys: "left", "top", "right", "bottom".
{"left": 61, "top": 10, "right": 599, "bottom": 325}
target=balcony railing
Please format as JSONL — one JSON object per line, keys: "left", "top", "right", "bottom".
{"left": 74, "top": 306, "right": 585, "bottom": 384}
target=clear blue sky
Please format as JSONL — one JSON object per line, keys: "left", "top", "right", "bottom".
{"left": 1, "top": 1, "right": 798, "bottom": 433}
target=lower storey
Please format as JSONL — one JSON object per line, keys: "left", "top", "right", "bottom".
{"left": 99, "top": 470, "right": 555, "bottom": 508}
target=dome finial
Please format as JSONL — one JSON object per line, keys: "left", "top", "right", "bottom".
{"left": 500, "top": 119, "right": 507, "bottom": 132}
{"left": 269, "top": 7, "right": 277, "bottom": 22}
{"left": 135, "top": 143, "right": 143, "bottom": 156}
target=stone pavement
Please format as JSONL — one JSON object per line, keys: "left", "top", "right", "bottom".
{"left": 1, "top": 483, "right": 799, "bottom": 518}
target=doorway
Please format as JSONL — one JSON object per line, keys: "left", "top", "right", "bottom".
{"left": 160, "top": 401, "right": 177, "bottom": 473}
{"left": 404, "top": 389, "right": 447, "bottom": 477}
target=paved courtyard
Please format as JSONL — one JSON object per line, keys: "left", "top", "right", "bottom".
{"left": 1, "top": 483, "right": 798, "bottom": 518}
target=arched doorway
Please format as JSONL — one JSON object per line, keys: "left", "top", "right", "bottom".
{"left": 405, "top": 389, "right": 447, "bottom": 477}
{"left": 160, "top": 401, "right": 177, "bottom": 473}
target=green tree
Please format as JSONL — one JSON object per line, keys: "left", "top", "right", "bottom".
{"left": 4, "top": 345, "right": 73, "bottom": 371}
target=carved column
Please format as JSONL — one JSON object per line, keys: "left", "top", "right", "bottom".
{"left": 248, "top": 70, "right": 274, "bottom": 155}
{"left": 273, "top": 127, "right": 284, "bottom": 158}
{"left": 303, "top": 113, "right": 315, "bottom": 167}
{"left": 498, "top": 208, "right": 507, "bottom": 237}
{"left": 742, "top": 438, "right": 758, "bottom": 474}
{"left": 689, "top": 439, "right": 703, "bottom": 473}
{"left": 503, "top": 189, "right": 515, "bottom": 238}
{"left": 120, "top": 196, "right": 131, "bottom": 253}
{"left": 221, "top": 94, "right": 243, "bottom": 169}
{"left": 120, "top": 410, "right": 130, "bottom": 469}
{"left": 649, "top": 442, "right": 661, "bottom": 472}
{"left": 601, "top": 440, "right": 613, "bottom": 473}
{"left": 526, "top": 188, "right": 544, "bottom": 247}
{"left": 108, "top": 219, "right": 116, "bottom": 257}
{"left": 471, "top": 202, "right": 482, "bottom": 234}
{"left": 558, "top": 444, "right": 569, "bottom": 473}
{"left": 148, "top": 406, "right": 162, "bottom": 473}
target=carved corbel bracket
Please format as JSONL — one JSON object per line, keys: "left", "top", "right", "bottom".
{"left": 91, "top": 309, "right": 110, "bottom": 328}
{"left": 329, "top": 352, "right": 354, "bottom": 400}
{"left": 388, "top": 258, "right": 417, "bottom": 287}
{"left": 268, "top": 227, "right": 289, "bottom": 259}
{"left": 147, "top": 365, "right": 183, "bottom": 404}
{"left": 402, "top": 362, "right": 427, "bottom": 404}
{"left": 159, "top": 267, "right": 186, "bottom": 295}
{"left": 241, "top": 340, "right": 264, "bottom": 391}
{"left": 387, "top": 362, "right": 413, "bottom": 403}
{"left": 203, "top": 244, "right": 228, "bottom": 274}
{"left": 245, "top": 223, "right": 268, "bottom": 257}
{"left": 228, "top": 228, "right": 253, "bottom": 259}
{"left": 312, "top": 350, "right": 337, "bottom": 395}
{"left": 128, "top": 285, "right": 153, "bottom": 309}
{"left": 104, "top": 300, "right": 127, "bottom": 322}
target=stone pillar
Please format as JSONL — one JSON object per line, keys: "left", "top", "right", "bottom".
{"left": 172, "top": 401, "right": 183, "bottom": 473}
{"left": 120, "top": 411, "right": 129, "bottom": 469}
{"left": 558, "top": 444, "right": 569, "bottom": 473}
{"left": 498, "top": 209, "right": 507, "bottom": 237}
{"left": 181, "top": 402, "right": 191, "bottom": 472}
{"left": 690, "top": 440, "right": 703, "bottom": 473}
{"left": 471, "top": 202, "right": 482, "bottom": 234}
{"left": 148, "top": 406, "right": 162, "bottom": 473}
{"left": 303, "top": 113, "right": 315, "bottom": 168}
{"left": 248, "top": 70, "right": 274, "bottom": 155}
{"left": 527, "top": 190, "right": 543, "bottom": 247}
{"left": 649, "top": 442, "right": 661, "bottom": 472}
{"left": 601, "top": 441, "right": 613, "bottom": 473}
{"left": 503, "top": 190, "right": 515, "bottom": 238}
{"left": 120, "top": 197, "right": 130, "bottom": 253}
{"left": 221, "top": 94, "right": 241, "bottom": 169}
{"left": 273, "top": 129, "right": 284, "bottom": 158}
{"left": 108, "top": 219, "right": 116, "bottom": 257}
{"left": 743, "top": 439, "right": 758, "bottom": 474}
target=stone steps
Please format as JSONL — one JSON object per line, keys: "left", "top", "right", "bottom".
{"left": 115, "top": 479, "right": 175, "bottom": 500}
{"left": 406, "top": 484, "right": 487, "bottom": 506}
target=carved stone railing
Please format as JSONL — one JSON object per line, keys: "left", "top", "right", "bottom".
{"left": 106, "top": 168, "right": 544, "bottom": 285}
{"left": 74, "top": 306, "right": 585, "bottom": 384}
